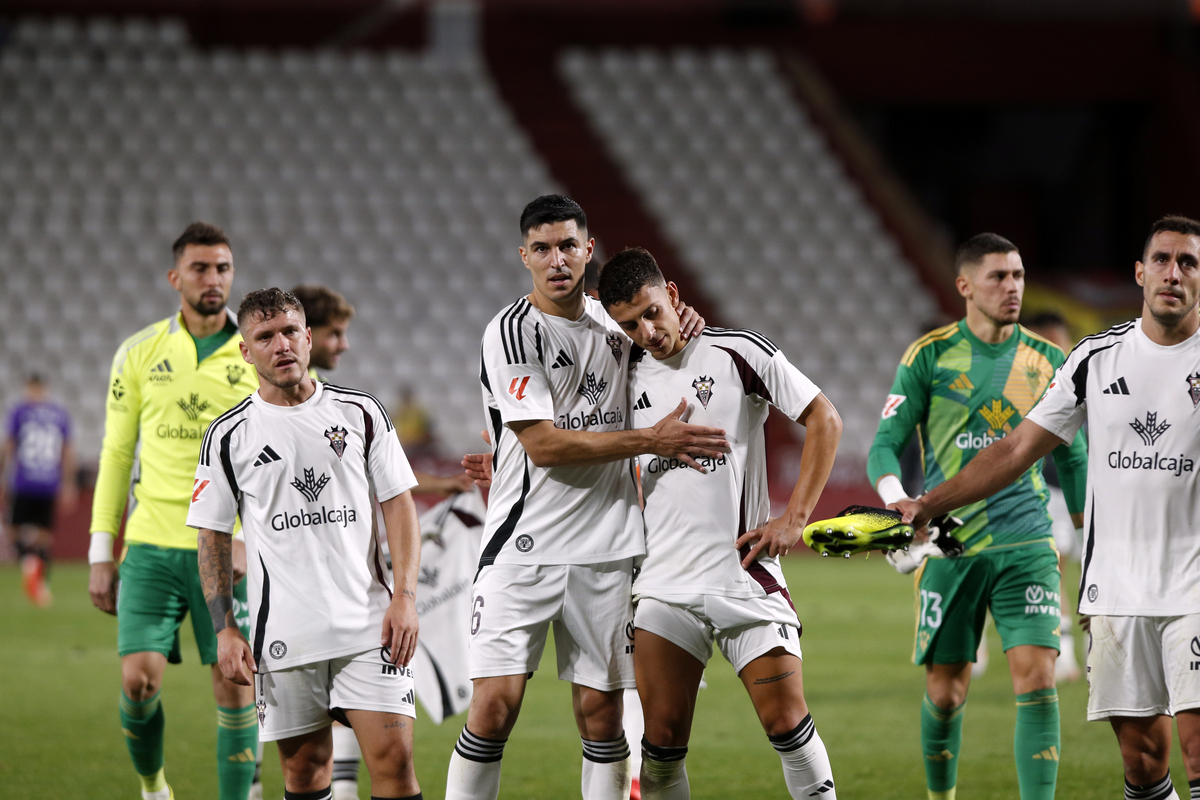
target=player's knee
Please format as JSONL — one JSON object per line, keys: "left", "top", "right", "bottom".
{"left": 577, "top": 689, "right": 623, "bottom": 737}
{"left": 469, "top": 691, "right": 522, "bottom": 738}
{"left": 1120, "top": 738, "right": 1170, "bottom": 783}
{"left": 759, "top": 708, "right": 807, "bottom": 739}
{"left": 121, "top": 668, "right": 161, "bottom": 700}
{"left": 643, "top": 716, "right": 690, "bottom": 748}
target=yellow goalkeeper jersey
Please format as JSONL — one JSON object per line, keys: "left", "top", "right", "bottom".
{"left": 91, "top": 312, "right": 258, "bottom": 550}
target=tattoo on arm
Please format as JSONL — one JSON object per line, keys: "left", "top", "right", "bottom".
{"left": 401, "top": 589, "right": 416, "bottom": 600}
{"left": 198, "top": 531, "right": 236, "bottom": 633}
{"left": 752, "top": 671, "right": 795, "bottom": 685}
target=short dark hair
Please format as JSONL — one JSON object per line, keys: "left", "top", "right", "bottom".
{"left": 955, "top": 232, "right": 1018, "bottom": 274}
{"left": 1143, "top": 215, "right": 1200, "bottom": 259}
{"left": 598, "top": 247, "right": 665, "bottom": 308}
{"left": 1023, "top": 310, "right": 1067, "bottom": 329}
{"left": 237, "top": 288, "right": 304, "bottom": 330}
{"left": 172, "top": 221, "right": 230, "bottom": 260}
{"left": 519, "top": 194, "right": 587, "bottom": 238}
{"left": 291, "top": 285, "right": 355, "bottom": 328}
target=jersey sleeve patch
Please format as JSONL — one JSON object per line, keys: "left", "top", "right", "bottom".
{"left": 881, "top": 394, "right": 906, "bottom": 419}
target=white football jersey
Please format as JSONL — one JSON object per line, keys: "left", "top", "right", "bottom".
{"left": 478, "top": 295, "right": 643, "bottom": 568}
{"left": 629, "top": 328, "right": 822, "bottom": 601}
{"left": 187, "top": 381, "right": 418, "bottom": 672}
{"left": 410, "top": 491, "right": 486, "bottom": 724}
{"left": 1026, "top": 319, "right": 1200, "bottom": 615}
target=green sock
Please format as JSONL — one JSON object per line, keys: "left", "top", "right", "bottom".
{"left": 216, "top": 704, "right": 259, "bottom": 800}
{"left": 120, "top": 691, "right": 167, "bottom": 790}
{"left": 921, "top": 693, "right": 964, "bottom": 799}
{"left": 1014, "top": 688, "right": 1060, "bottom": 800}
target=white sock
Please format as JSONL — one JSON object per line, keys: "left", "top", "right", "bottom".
{"left": 624, "top": 688, "right": 645, "bottom": 779}
{"left": 769, "top": 714, "right": 836, "bottom": 799}
{"left": 640, "top": 737, "right": 689, "bottom": 800}
{"left": 445, "top": 728, "right": 506, "bottom": 800}
{"left": 331, "top": 723, "right": 361, "bottom": 798}
{"left": 581, "top": 735, "right": 633, "bottom": 800}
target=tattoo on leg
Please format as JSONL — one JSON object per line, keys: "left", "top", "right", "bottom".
{"left": 382, "top": 719, "right": 407, "bottom": 730}
{"left": 753, "top": 671, "right": 795, "bottom": 685}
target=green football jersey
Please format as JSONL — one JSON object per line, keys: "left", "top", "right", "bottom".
{"left": 91, "top": 312, "right": 258, "bottom": 550}
{"left": 867, "top": 320, "right": 1087, "bottom": 555}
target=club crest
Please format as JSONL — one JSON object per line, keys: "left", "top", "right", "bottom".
{"left": 1187, "top": 372, "right": 1200, "bottom": 409}
{"left": 606, "top": 333, "right": 623, "bottom": 364}
{"left": 324, "top": 425, "right": 348, "bottom": 459}
{"left": 692, "top": 375, "right": 714, "bottom": 408}
{"left": 226, "top": 364, "right": 246, "bottom": 387}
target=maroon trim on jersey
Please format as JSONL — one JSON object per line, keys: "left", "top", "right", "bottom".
{"left": 371, "top": 532, "right": 393, "bottom": 599}
{"left": 333, "top": 398, "right": 374, "bottom": 461}
{"left": 715, "top": 345, "right": 772, "bottom": 402}
{"left": 736, "top": 483, "right": 795, "bottom": 611}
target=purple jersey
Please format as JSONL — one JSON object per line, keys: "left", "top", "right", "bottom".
{"left": 6, "top": 401, "right": 71, "bottom": 496}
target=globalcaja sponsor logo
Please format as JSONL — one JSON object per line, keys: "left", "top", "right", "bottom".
{"left": 955, "top": 430, "right": 1005, "bottom": 450}
{"left": 646, "top": 453, "right": 727, "bottom": 475}
{"left": 1109, "top": 413, "right": 1194, "bottom": 476}
{"left": 271, "top": 504, "right": 359, "bottom": 531}
{"left": 157, "top": 423, "right": 202, "bottom": 439}
{"left": 556, "top": 407, "right": 624, "bottom": 430}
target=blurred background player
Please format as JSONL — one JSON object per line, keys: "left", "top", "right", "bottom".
{"left": 1, "top": 373, "right": 76, "bottom": 606}
{"left": 867, "top": 233, "right": 1087, "bottom": 800}
{"left": 88, "top": 222, "right": 260, "bottom": 800}
{"left": 600, "top": 248, "right": 842, "bottom": 800}
{"left": 290, "top": 282, "right": 471, "bottom": 799}
{"left": 1021, "top": 310, "right": 1084, "bottom": 683}
{"left": 895, "top": 215, "right": 1200, "bottom": 800}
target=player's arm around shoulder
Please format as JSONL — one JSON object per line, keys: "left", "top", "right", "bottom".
{"left": 379, "top": 491, "right": 420, "bottom": 668}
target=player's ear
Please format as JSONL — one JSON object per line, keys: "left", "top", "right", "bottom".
{"left": 666, "top": 281, "right": 679, "bottom": 306}
{"left": 167, "top": 267, "right": 182, "bottom": 292}
{"left": 954, "top": 273, "right": 971, "bottom": 300}
{"left": 239, "top": 341, "right": 252, "bottom": 364}
{"left": 584, "top": 237, "right": 595, "bottom": 262}
{"left": 1134, "top": 260, "right": 1145, "bottom": 287}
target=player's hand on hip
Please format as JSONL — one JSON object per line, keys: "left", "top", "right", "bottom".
{"left": 674, "top": 301, "right": 705, "bottom": 341}
{"left": 88, "top": 561, "right": 119, "bottom": 615}
{"left": 737, "top": 517, "right": 802, "bottom": 567}
{"left": 651, "top": 399, "right": 729, "bottom": 472}
{"left": 217, "top": 629, "right": 256, "bottom": 685}
{"left": 382, "top": 594, "right": 419, "bottom": 667}
{"left": 231, "top": 538, "right": 248, "bottom": 583}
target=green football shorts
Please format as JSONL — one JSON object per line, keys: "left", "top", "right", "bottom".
{"left": 117, "top": 542, "right": 251, "bottom": 665}
{"left": 912, "top": 540, "right": 1061, "bottom": 666}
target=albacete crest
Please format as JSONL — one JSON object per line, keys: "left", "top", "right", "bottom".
{"left": 692, "top": 376, "right": 714, "bottom": 409}
{"left": 226, "top": 364, "right": 246, "bottom": 387}
{"left": 577, "top": 372, "right": 608, "bottom": 405}
{"left": 1187, "top": 372, "right": 1200, "bottom": 409}
{"left": 324, "top": 425, "right": 348, "bottom": 460}
{"left": 606, "top": 333, "right": 623, "bottom": 364}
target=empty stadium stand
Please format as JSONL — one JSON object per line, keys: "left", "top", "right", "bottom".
{"left": 560, "top": 47, "right": 940, "bottom": 460}
{"left": 0, "top": 16, "right": 558, "bottom": 459}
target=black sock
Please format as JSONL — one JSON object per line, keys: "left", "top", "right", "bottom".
{"left": 1125, "top": 773, "right": 1175, "bottom": 800}
{"left": 284, "top": 788, "right": 332, "bottom": 800}
{"left": 1188, "top": 777, "right": 1200, "bottom": 799}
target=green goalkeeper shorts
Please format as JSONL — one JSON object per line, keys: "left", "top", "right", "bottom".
{"left": 912, "top": 540, "right": 1061, "bottom": 666}
{"left": 117, "top": 543, "right": 251, "bottom": 665}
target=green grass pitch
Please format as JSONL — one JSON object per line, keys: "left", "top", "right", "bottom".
{"left": 1, "top": 556, "right": 1188, "bottom": 798}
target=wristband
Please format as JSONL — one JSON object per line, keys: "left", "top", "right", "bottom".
{"left": 88, "top": 532, "right": 115, "bottom": 564}
{"left": 876, "top": 475, "right": 908, "bottom": 506}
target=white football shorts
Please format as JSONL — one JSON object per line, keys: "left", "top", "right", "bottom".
{"left": 634, "top": 592, "right": 802, "bottom": 674}
{"left": 1086, "top": 614, "right": 1200, "bottom": 720}
{"left": 469, "top": 558, "right": 636, "bottom": 691}
{"left": 254, "top": 648, "right": 416, "bottom": 741}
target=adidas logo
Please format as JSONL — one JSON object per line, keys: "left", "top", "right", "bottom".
{"left": 551, "top": 350, "right": 574, "bottom": 369}
{"left": 949, "top": 373, "right": 974, "bottom": 392}
{"left": 151, "top": 359, "right": 173, "bottom": 373}
{"left": 1102, "top": 377, "right": 1130, "bottom": 395}
{"left": 633, "top": 391, "right": 652, "bottom": 411}
{"left": 228, "top": 748, "right": 256, "bottom": 763}
{"left": 1032, "top": 746, "right": 1059, "bottom": 761}
{"left": 926, "top": 749, "right": 955, "bottom": 762}
{"left": 808, "top": 779, "right": 835, "bottom": 796}
{"left": 253, "top": 445, "right": 282, "bottom": 467}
